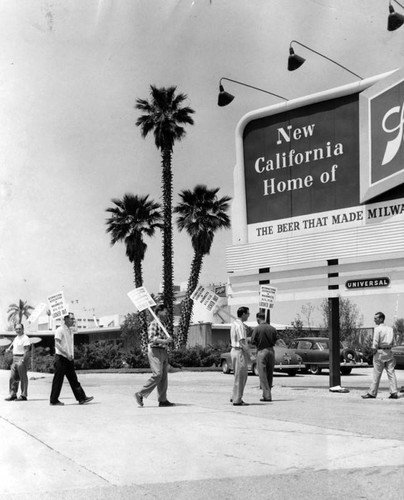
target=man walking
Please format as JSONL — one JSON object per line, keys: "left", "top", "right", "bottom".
{"left": 230, "top": 306, "right": 250, "bottom": 406}
{"left": 4, "top": 323, "right": 31, "bottom": 401}
{"left": 134, "top": 304, "right": 174, "bottom": 407}
{"left": 362, "top": 311, "right": 398, "bottom": 400}
{"left": 50, "top": 313, "right": 93, "bottom": 406}
{"left": 251, "top": 312, "right": 277, "bottom": 402}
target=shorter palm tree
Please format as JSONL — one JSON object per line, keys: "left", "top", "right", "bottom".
{"left": 7, "top": 300, "right": 34, "bottom": 325}
{"left": 106, "top": 194, "right": 162, "bottom": 352}
{"left": 174, "top": 185, "right": 231, "bottom": 346}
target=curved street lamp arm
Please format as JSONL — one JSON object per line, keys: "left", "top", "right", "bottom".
{"left": 392, "top": 0, "right": 404, "bottom": 10}
{"left": 219, "top": 77, "right": 288, "bottom": 101}
{"left": 289, "top": 40, "right": 363, "bottom": 80}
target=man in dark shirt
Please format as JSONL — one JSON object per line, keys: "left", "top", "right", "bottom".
{"left": 251, "top": 312, "right": 277, "bottom": 402}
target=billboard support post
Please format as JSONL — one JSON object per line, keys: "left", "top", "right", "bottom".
{"left": 328, "top": 259, "right": 341, "bottom": 388}
{"left": 259, "top": 267, "right": 271, "bottom": 322}
{"left": 328, "top": 296, "right": 341, "bottom": 388}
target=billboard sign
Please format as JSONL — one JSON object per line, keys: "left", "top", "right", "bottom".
{"left": 237, "top": 72, "right": 404, "bottom": 244}
{"left": 360, "top": 68, "right": 404, "bottom": 202}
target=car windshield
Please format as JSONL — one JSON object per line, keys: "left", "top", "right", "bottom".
{"left": 275, "top": 339, "right": 287, "bottom": 348}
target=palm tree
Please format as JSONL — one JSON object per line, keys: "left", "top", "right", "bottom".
{"left": 7, "top": 300, "right": 34, "bottom": 325}
{"left": 174, "top": 185, "right": 231, "bottom": 346}
{"left": 106, "top": 194, "right": 162, "bottom": 352}
{"left": 135, "top": 85, "right": 195, "bottom": 338}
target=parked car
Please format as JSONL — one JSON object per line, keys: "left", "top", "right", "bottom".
{"left": 220, "top": 339, "right": 303, "bottom": 377}
{"left": 392, "top": 345, "right": 404, "bottom": 369}
{"left": 288, "top": 337, "right": 364, "bottom": 375}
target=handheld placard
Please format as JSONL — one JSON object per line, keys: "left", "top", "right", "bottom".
{"left": 127, "top": 286, "right": 171, "bottom": 339}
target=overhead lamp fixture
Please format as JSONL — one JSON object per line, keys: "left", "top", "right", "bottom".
{"left": 217, "top": 77, "right": 287, "bottom": 107}
{"left": 288, "top": 40, "right": 363, "bottom": 80}
{"left": 388, "top": 0, "right": 404, "bottom": 31}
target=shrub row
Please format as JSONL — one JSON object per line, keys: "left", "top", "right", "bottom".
{"left": 0, "top": 341, "right": 227, "bottom": 373}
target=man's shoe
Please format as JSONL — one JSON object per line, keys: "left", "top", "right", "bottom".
{"left": 16, "top": 396, "right": 27, "bottom": 401}
{"left": 5, "top": 395, "right": 17, "bottom": 401}
{"left": 361, "top": 393, "right": 376, "bottom": 399}
{"left": 399, "top": 386, "right": 404, "bottom": 393}
{"left": 233, "top": 401, "right": 249, "bottom": 406}
{"left": 50, "top": 401, "right": 64, "bottom": 406}
{"left": 134, "top": 392, "right": 144, "bottom": 407}
{"left": 260, "top": 398, "right": 272, "bottom": 402}
{"left": 389, "top": 393, "right": 398, "bottom": 399}
{"left": 79, "top": 396, "right": 94, "bottom": 405}
{"left": 159, "top": 400, "right": 175, "bottom": 407}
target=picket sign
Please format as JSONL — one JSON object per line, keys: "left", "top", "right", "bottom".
{"left": 47, "top": 291, "right": 68, "bottom": 320}
{"left": 127, "top": 286, "right": 171, "bottom": 339}
{"left": 259, "top": 285, "right": 277, "bottom": 310}
{"left": 28, "top": 302, "right": 47, "bottom": 324}
{"left": 191, "top": 284, "right": 237, "bottom": 320}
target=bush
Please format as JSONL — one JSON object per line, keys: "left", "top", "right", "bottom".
{"left": 8, "top": 340, "right": 225, "bottom": 372}
{"left": 0, "top": 351, "right": 13, "bottom": 370}
{"left": 168, "top": 345, "right": 222, "bottom": 368}
{"left": 32, "top": 347, "right": 54, "bottom": 373}
{"left": 74, "top": 341, "right": 126, "bottom": 370}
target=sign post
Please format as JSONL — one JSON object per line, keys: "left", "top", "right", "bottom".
{"left": 127, "top": 286, "right": 171, "bottom": 338}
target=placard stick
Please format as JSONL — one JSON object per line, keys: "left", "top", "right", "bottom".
{"left": 148, "top": 307, "right": 171, "bottom": 339}
{"left": 214, "top": 305, "right": 237, "bottom": 321}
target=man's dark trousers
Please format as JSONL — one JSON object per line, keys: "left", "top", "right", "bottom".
{"left": 256, "top": 347, "right": 275, "bottom": 400}
{"left": 50, "top": 354, "right": 87, "bottom": 403}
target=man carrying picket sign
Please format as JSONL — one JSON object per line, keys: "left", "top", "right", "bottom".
{"left": 50, "top": 313, "right": 93, "bottom": 406}
{"left": 135, "top": 304, "right": 175, "bottom": 407}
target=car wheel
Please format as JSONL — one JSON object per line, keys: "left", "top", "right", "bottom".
{"left": 221, "top": 360, "right": 231, "bottom": 374}
{"left": 286, "top": 369, "right": 297, "bottom": 377}
{"left": 340, "top": 367, "right": 352, "bottom": 375}
{"left": 309, "top": 364, "right": 322, "bottom": 375}
{"left": 342, "top": 348, "right": 356, "bottom": 362}
{"left": 252, "top": 363, "right": 259, "bottom": 376}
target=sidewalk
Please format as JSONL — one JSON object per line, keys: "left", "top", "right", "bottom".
{"left": 0, "top": 368, "right": 403, "bottom": 499}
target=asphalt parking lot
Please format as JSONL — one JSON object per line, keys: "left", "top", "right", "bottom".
{"left": 0, "top": 367, "right": 403, "bottom": 500}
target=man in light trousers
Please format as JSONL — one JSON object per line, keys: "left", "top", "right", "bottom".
{"left": 135, "top": 304, "right": 174, "bottom": 407}
{"left": 362, "top": 311, "right": 398, "bottom": 400}
{"left": 4, "top": 323, "right": 31, "bottom": 401}
{"left": 230, "top": 306, "right": 250, "bottom": 406}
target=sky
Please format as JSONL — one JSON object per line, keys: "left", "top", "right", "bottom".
{"left": 0, "top": 0, "right": 403, "bottom": 330}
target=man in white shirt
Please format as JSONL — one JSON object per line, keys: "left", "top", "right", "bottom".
{"left": 50, "top": 313, "right": 93, "bottom": 406}
{"left": 230, "top": 306, "right": 250, "bottom": 406}
{"left": 4, "top": 323, "right": 31, "bottom": 401}
{"left": 362, "top": 312, "right": 398, "bottom": 399}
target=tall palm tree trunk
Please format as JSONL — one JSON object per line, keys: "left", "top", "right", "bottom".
{"left": 162, "top": 149, "right": 174, "bottom": 338}
{"left": 134, "top": 260, "right": 148, "bottom": 354}
{"left": 177, "top": 252, "right": 204, "bottom": 347}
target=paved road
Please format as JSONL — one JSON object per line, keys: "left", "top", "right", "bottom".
{"left": 0, "top": 367, "right": 403, "bottom": 499}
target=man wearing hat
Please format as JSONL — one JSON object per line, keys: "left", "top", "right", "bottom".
{"left": 50, "top": 312, "right": 93, "bottom": 406}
